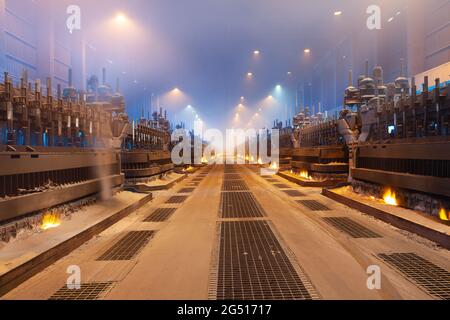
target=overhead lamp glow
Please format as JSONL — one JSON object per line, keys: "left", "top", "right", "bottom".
{"left": 253, "top": 50, "right": 260, "bottom": 55}
{"left": 334, "top": 11, "right": 343, "bottom": 16}
{"left": 247, "top": 72, "right": 253, "bottom": 77}
{"left": 304, "top": 48, "right": 311, "bottom": 53}
{"left": 115, "top": 13, "right": 128, "bottom": 24}
{"left": 276, "top": 84, "right": 282, "bottom": 90}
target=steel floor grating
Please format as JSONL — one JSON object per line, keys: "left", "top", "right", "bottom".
{"left": 323, "top": 217, "right": 382, "bottom": 238}
{"left": 222, "top": 180, "right": 249, "bottom": 191}
{"left": 273, "top": 183, "right": 291, "bottom": 189}
{"left": 97, "top": 231, "right": 156, "bottom": 261}
{"left": 144, "top": 208, "right": 177, "bottom": 222}
{"left": 220, "top": 192, "right": 266, "bottom": 218}
{"left": 166, "top": 195, "right": 189, "bottom": 204}
{"left": 49, "top": 282, "right": 114, "bottom": 300}
{"left": 214, "top": 221, "right": 316, "bottom": 300}
{"left": 282, "top": 190, "right": 306, "bottom": 197}
{"left": 379, "top": 253, "right": 450, "bottom": 300}
{"left": 178, "top": 187, "right": 196, "bottom": 194}
{"left": 297, "top": 200, "right": 331, "bottom": 211}
{"left": 223, "top": 174, "right": 242, "bottom": 180}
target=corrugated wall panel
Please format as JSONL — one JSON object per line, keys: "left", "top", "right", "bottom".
{"left": 3, "top": 0, "right": 37, "bottom": 81}
{"left": 424, "top": 0, "right": 450, "bottom": 70}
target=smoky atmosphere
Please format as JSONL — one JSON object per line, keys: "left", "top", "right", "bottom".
{"left": 0, "top": 0, "right": 449, "bottom": 311}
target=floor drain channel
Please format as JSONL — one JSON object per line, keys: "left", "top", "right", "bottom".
{"left": 378, "top": 253, "right": 450, "bottom": 300}
{"left": 282, "top": 190, "right": 305, "bottom": 197}
{"left": 297, "top": 200, "right": 330, "bottom": 211}
{"left": 222, "top": 180, "right": 249, "bottom": 191}
{"left": 144, "top": 208, "right": 177, "bottom": 222}
{"left": 49, "top": 282, "right": 114, "bottom": 300}
{"left": 323, "top": 217, "right": 382, "bottom": 238}
{"left": 220, "top": 192, "right": 266, "bottom": 218}
{"left": 97, "top": 231, "right": 155, "bottom": 261}
{"left": 214, "top": 221, "right": 317, "bottom": 300}
{"left": 166, "top": 196, "right": 189, "bottom": 204}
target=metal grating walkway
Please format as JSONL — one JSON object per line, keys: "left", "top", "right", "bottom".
{"left": 379, "top": 253, "right": 450, "bottom": 300}
{"left": 97, "top": 231, "right": 156, "bottom": 261}
{"left": 49, "top": 282, "right": 114, "bottom": 300}
{"left": 297, "top": 200, "right": 330, "bottom": 211}
{"left": 222, "top": 180, "right": 249, "bottom": 191}
{"left": 166, "top": 196, "right": 189, "bottom": 204}
{"left": 144, "top": 208, "right": 177, "bottom": 222}
{"left": 215, "top": 221, "right": 316, "bottom": 300}
{"left": 220, "top": 192, "right": 266, "bottom": 218}
{"left": 323, "top": 217, "right": 382, "bottom": 238}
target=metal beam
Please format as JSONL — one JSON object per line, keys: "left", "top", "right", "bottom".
{"left": 0, "top": 174, "right": 124, "bottom": 223}
{"left": 352, "top": 168, "right": 450, "bottom": 198}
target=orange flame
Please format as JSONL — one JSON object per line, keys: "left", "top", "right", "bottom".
{"left": 270, "top": 162, "right": 278, "bottom": 170}
{"left": 299, "top": 170, "right": 313, "bottom": 181}
{"left": 40, "top": 212, "right": 61, "bottom": 230}
{"left": 439, "top": 208, "right": 449, "bottom": 221}
{"left": 182, "top": 166, "right": 194, "bottom": 172}
{"left": 383, "top": 189, "right": 398, "bottom": 206}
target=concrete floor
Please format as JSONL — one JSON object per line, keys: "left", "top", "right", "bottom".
{"left": 3, "top": 165, "right": 450, "bottom": 300}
